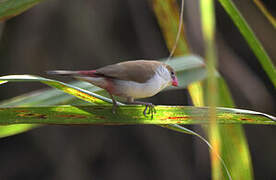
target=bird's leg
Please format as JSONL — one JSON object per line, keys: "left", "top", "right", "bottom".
{"left": 108, "top": 92, "right": 118, "bottom": 114}
{"left": 126, "top": 97, "right": 156, "bottom": 118}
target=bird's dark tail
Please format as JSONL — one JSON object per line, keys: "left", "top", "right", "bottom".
{"left": 47, "top": 70, "right": 98, "bottom": 77}
{"left": 46, "top": 70, "right": 79, "bottom": 76}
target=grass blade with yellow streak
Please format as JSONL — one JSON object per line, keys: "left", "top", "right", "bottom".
{"left": 0, "top": 105, "right": 275, "bottom": 125}
{"left": 200, "top": 0, "right": 222, "bottom": 178}
{"left": 0, "top": 75, "right": 113, "bottom": 105}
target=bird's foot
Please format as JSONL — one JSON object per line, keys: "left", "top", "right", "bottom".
{"left": 143, "top": 103, "right": 156, "bottom": 118}
{"left": 125, "top": 100, "right": 156, "bottom": 118}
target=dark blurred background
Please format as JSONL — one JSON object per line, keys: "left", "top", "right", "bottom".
{"left": 0, "top": 0, "right": 275, "bottom": 179}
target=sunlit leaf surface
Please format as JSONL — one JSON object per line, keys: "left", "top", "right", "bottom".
{"left": 0, "top": 75, "right": 113, "bottom": 105}
{"left": 0, "top": 105, "right": 275, "bottom": 125}
{"left": 0, "top": 124, "right": 38, "bottom": 137}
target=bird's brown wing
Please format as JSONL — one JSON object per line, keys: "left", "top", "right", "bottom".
{"left": 94, "top": 60, "right": 162, "bottom": 83}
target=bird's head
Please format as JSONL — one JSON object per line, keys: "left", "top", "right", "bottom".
{"left": 164, "top": 64, "right": 178, "bottom": 87}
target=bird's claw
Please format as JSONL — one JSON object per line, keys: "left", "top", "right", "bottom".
{"left": 143, "top": 103, "right": 156, "bottom": 118}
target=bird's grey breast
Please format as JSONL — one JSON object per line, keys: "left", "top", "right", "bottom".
{"left": 112, "top": 65, "right": 171, "bottom": 99}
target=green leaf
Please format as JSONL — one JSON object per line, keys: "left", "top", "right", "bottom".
{"left": 0, "top": 105, "right": 275, "bottom": 125}
{"left": 0, "top": 80, "right": 7, "bottom": 85}
{"left": 0, "top": 74, "right": 110, "bottom": 138}
{"left": 0, "top": 0, "right": 44, "bottom": 21}
{"left": 0, "top": 124, "right": 38, "bottom": 138}
{"left": 253, "top": 0, "right": 276, "bottom": 29}
{"left": 200, "top": 0, "right": 225, "bottom": 179}
{"left": 0, "top": 74, "right": 113, "bottom": 105}
{"left": 166, "top": 55, "right": 206, "bottom": 89}
{"left": 212, "top": 76, "right": 254, "bottom": 180}
{"left": 218, "top": 0, "right": 276, "bottom": 87}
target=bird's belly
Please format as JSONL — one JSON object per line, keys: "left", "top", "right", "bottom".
{"left": 76, "top": 75, "right": 169, "bottom": 99}
{"left": 113, "top": 78, "right": 168, "bottom": 99}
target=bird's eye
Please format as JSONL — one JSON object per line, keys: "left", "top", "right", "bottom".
{"left": 171, "top": 71, "right": 175, "bottom": 76}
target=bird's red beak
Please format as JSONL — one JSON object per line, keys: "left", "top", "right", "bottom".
{"left": 172, "top": 77, "right": 178, "bottom": 87}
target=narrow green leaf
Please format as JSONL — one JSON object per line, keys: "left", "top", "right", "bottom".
{"left": 216, "top": 77, "right": 235, "bottom": 107}
{"left": 0, "top": 82, "right": 101, "bottom": 107}
{"left": 0, "top": 74, "right": 110, "bottom": 138}
{"left": 0, "top": 74, "right": 113, "bottom": 105}
{"left": 253, "top": 0, "right": 276, "bottom": 28}
{"left": 0, "top": 80, "right": 7, "bottom": 85}
{"left": 0, "top": 124, "right": 38, "bottom": 138}
{"left": 218, "top": 0, "right": 276, "bottom": 87}
{"left": 200, "top": 0, "right": 223, "bottom": 179}
{"left": 0, "top": 0, "right": 44, "bottom": 21}
{"left": 214, "top": 76, "right": 254, "bottom": 180}
{"left": 0, "top": 105, "right": 275, "bottom": 125}
{"left": 166, "top": 55, "right": 206, "bottom": 89}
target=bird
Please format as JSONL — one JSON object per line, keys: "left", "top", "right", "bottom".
{"left": 47, "top": 60, "right": 178, "bottom": 116}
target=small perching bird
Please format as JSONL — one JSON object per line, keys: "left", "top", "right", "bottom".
{"left": 47, "top": 60, "right": 178, "bottom": 116}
